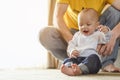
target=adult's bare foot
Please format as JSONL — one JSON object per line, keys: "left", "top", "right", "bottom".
{"left": 102, "top": 64, "right": 120, "bottom": 72}
{"left": 71, "top": 64, "right": 82, "bottom": 75}
{"left": 60, "top": 64, "right": 75, "bottom": 76}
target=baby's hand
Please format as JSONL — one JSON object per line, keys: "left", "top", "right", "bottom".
{"left": 98, "top": 25, "right": 109, "bottom": 33}
{"left": 70, "top": 50, "right": 79, "bottom": 58}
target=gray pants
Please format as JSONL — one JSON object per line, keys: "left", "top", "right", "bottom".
{"left": 39, "top": 6, "right": 120, "bottom": 68}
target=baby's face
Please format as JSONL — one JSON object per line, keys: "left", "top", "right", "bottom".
{"left": 78, "top": 13, "right": 98, "bottom": 36}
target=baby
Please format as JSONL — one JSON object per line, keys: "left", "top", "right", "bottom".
{"left": 60, "top": 8, "right": 111, "bottom": 76}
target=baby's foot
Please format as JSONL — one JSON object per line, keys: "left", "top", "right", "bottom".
{"left": 71, "top": 64, "right": 82, "bottom": 75}
{"left": 60, "top": 64, "right": 75, "bottom": 76}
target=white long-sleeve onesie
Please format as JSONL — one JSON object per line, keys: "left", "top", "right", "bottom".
{"left": 67, "top": 31, "right": 111, "bottom": 58}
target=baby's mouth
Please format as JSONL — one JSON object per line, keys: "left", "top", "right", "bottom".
{"left": 83, "top": 30, "right": 89, "bottom": 33}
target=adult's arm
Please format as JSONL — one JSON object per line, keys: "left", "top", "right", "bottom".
{"left": 54, "top": 3, "right": 73, "bottom": 43}
{"left": 97, "top": 0, "right": 120, "bottom": 55}
{"left": 102, "top": 23, "right": 120, "bottom": 55}
{"left": 112, "top": 0, "right": 120, "bottom": 10}
{"left": 98, "top": 0, "right": 120, "bottom": 56}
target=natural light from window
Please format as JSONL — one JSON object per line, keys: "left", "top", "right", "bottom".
{"left": 0, "top": 0, "right": 48, "bottom": 69}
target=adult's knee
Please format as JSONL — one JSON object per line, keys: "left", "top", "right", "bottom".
{"left": 100, "top": 6, "right": 120, "bottom": 29}
{"left": 39, "top": 27, "right": 51, "bottom": 44}
{"left": 39, "top": 27, "right": 59, "bottom": 49}
{"left": 108, "top": 6, "right": 120, "bottom": 25}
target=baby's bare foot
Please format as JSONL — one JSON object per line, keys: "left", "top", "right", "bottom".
{"left": 71, "top": 64, "right": 82, "bottom": 75}
{"left": 60, "top": 64, "right": 75, "bottom": 76}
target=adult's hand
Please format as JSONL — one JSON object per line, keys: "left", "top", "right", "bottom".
{"left": 97, "top": 35, "right": 116, "bottom": 56}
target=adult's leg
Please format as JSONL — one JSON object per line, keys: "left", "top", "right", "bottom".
{"left": 99, "top": 6, "right": 120, "bottom": 72}
{"left": 39, "top": 26, "right": 68, "bottom": 61}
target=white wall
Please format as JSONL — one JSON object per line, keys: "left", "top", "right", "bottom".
{"left": 0, "top": 0, "right": 48, "bottom": 69}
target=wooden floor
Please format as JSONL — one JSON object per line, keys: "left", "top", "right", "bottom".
{"left": 0, "top": 69, "right": 120, "bottom": 80}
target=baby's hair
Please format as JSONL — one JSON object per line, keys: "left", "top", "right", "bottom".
{"left": 78, "top": 8, "right": 99, "bottom": 22}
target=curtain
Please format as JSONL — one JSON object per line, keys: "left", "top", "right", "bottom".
{"left": 46, "top": 0, "right": 59, "bottom": 69}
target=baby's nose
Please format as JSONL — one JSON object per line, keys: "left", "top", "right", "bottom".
{"left": 83, "top": 25, "right": 87, "bottom": 28}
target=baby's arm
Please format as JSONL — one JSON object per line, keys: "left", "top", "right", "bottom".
{"left": 98, "top": 25, "right": 111, "bottom": 44}
{"left": 67, "top": 32, "right": 79, "bottom": 57}
{"left": 70, "top": 50, "right": 79, "bottom": 58}
{"left": 98, "top": 25, "right": 110, "bottom": 34}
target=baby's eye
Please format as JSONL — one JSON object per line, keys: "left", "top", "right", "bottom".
{"left": 87, "top": 23, "right": 91, "bottom": 26}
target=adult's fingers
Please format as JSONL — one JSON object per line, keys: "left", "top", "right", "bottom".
{"left": 99, "top": 44, "right": 107, "bottom": 56}
{"left": 96, "top": 44, "right": 102, "bottom": 53}
{"left": 103, "top": 44, "right": 113, "bottom": 56}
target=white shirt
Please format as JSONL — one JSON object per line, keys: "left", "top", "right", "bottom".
{"left": 67, "top": 31, "right": 111, "bottom": 57}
